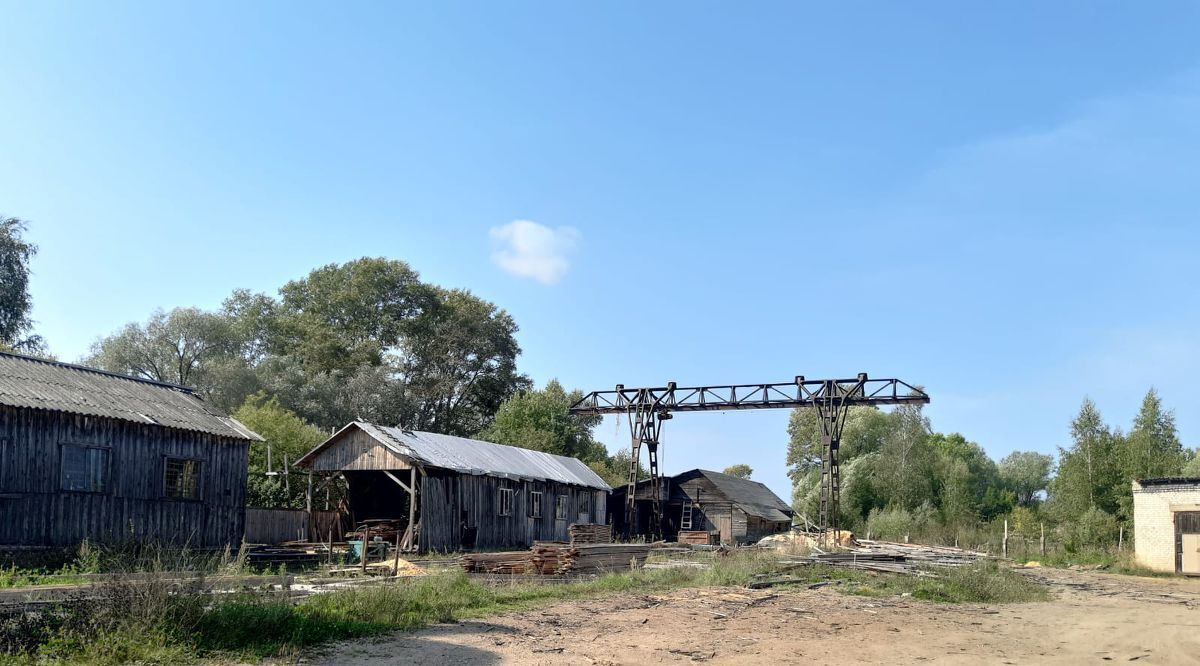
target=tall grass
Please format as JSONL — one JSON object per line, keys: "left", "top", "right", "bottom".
{"left": 0, "top": 549, "right": 1047, "bottom": 664}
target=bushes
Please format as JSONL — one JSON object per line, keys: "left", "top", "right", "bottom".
{"left": 865, "top": 503, "right": 937, "bottom": 541}
{"left": 1061, "top": 507, "right": 1119, "bottom": 553}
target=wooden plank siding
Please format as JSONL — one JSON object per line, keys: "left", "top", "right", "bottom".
{"left": 0, "top": 405, "right": 248, "bottom": 549}
{"left": 305, "top": 429, "right": 411, "bottom": 472}
{"left": 420, "top": 470, "right": 605, "bottom": 552}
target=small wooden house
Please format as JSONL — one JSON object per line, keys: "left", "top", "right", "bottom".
{"left": 0, "top": 351, "right": 262, "bottom": 550}
{"left": 611, "top": 468, "right": 794, "bottom": 545}
{"left": 294, "top": 422, "right": 610, "bottom": 552}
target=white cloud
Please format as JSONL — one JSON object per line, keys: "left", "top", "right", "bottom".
{"left": 489, "top": 220, "right": 580, "bottom": 285}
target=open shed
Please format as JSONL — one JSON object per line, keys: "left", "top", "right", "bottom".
{"left": 294, "top": 421, "right": 610, "bottom": 552}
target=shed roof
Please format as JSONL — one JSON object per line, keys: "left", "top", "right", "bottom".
{"left": 0, "top": 351, "right": 262, "bottom": 441}
{"left": 297, "top": 421, "right": 611, "bottom": 490}
{"left": 1134, "top": 477, "right": 1200, "bottom": 489}
{"left": 687, "top": 469, "right": 794, "bottom": 522}
{"left": 613, "top": 468, "right": 794, "bottom": 522}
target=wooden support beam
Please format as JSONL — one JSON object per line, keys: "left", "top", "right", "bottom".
{"left": 383, "top": 470, "right": 412, "bottom": 494}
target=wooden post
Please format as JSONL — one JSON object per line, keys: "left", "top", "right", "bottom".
{"left": 328, "top": 527, "right": 334, "bottom": 567}
{"left": 306, "top": 472, "right": 313, "bottom": 513}
{"left": 393, "top": 530, "right": 402, "bottom": 576}
{"left": 283, "top": 454, "right": 290, "bottom": 494}
{"left": 1040, "top": 523, "right": 1045, "bottom": 556}
{"left": 406, "top": 467, "right": 418, "bottom": 552}
{"left": 361, "top": 525, "right": 369, "bottom": 575}
{"left": 1118, "top": 525, "right": 1124, "bottom": 552}
{"left": 1002, "top": 519, "right": 1009, "bottom": 558}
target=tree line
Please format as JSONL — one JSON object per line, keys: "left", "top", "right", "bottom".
{"left": 2, "top": 218, "right": 1195, "bottom": 530}
{"left": 787, "top": 390, "right": 1198, "bottom": 552}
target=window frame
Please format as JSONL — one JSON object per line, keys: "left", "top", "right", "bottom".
{"left": 497, "top": 487, "right": 514, "bottom": 516}
{"left": 163, "top": 456, "right": 204, "bottom": 501}
{"left": 555, "top": 494, "right": 568, "bottom": 521}
{"left": 529, "top": 490, "right": 543, "bottom": 518}
{"left": 59, "top": 443, "right": 111, "bottom": 494}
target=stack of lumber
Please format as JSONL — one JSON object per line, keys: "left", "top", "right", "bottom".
{"left": 678, "top": 530, "right": 717, "bottom": 545}
{"left": 786, "top": 539, "right": 992, "bottom": 576}
{"left": 569, "top": 523, "right": 613, "bottom": 545}
{"left": 556, "top": 543, "right": 652, "bottom": 574}
{"left": 458, "top": 551, "right": 533, "bottom": 574}
{"left": 345, "top": 519, "right": 404, "bottom": 543}
{"left": 530, "top": 543, "right": 567, "bottom": 574}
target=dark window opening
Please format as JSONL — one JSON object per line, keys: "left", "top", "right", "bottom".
{"left": 164, "top": 458, "right": 202, "bottom": 500}
{"left": 61, "top": 445, "right": 108, "bottom": 493}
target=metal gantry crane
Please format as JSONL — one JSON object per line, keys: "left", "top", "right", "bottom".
{"left": 569, "top": 373, "right": 930, "bottom": 542}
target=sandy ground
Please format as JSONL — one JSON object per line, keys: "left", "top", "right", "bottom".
{"left": 305, "top": 568, "right": 1200, "bottom": 665}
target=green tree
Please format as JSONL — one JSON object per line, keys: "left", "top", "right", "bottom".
{"left": 722, "top": 464, "right": 753, "bottom": 479}
{"left": 589, "top": 449, "right": 645, "bottom": 489}
{"left": 786, "top": 406, "right": 890, "bottom": 480}
{"left": 0, "top": 217, "right": 43, "bottom": 352}
{"left": 85, "top": 307, "right": 257, "bottom": 412}
{"left": 270, "top": 258, "right": 429, "bottom": 374}
{"left": 477, "top": 379, "right": 605, "bottom": 462}
{"left": 1119, "top": 388, "right": 1185, "bottom": 482}
{"left": 397, "top": 288, "right": 530, "bottom": 435}
{"left": 1048, "top": 398, "right": 1122, "bottom": 519}
{"left": 1183, "top": 450, "right": 1200, "bottom": 477}
{"left": 234, "top": 392, "right": 329, "bottom": 508}
{"left": 998, "top": 450, "right": 1054, "bottom": 506}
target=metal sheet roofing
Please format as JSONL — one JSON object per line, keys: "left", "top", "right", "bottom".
{"left": 694, "top": 469, "right": 794, "bottom": 522}
{"left": 0, "top": 351, "right": 262, "bottom": 441}
{"left": 308, "top": 421, "right": 610, "bottom": 490}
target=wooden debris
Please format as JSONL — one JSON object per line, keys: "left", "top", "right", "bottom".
{"left": 678, "top": 530, "right": 718, "bottom": 545}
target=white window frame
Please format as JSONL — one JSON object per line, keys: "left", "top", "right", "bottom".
{"left": 498, "top": 487, "right": 514, "bottom": 516}
{"left": 164, "top": 457, "right": 203, "bottom": 501}
{"left": 555, "top": 494, "right": 568, "bottom": 520}
{"left": 529, "top": 490, "right": 543, "bottom": 518}
{"left": 60, "top": 444, "right": 110, "bottom": 493}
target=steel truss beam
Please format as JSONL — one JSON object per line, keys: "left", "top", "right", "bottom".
{"left": 569, "top": 374, "right": 929, "bottom": 542}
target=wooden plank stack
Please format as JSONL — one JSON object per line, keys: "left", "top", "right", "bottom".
{"left": 569, "top": 523, "right": 613, "bottom": 545}
{"left": 556, "top": 543, "right": 652, "bottom": 574}
{"left": 458, "top": 551, "right": 533, "bottom": 574}
{"left": 677, "top": 530, "right": 717, "bottom": 545}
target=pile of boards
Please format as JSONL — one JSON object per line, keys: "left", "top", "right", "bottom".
{"left": 790, "top": 539, "right": 991, "bottom": 576}
{"left": 678, "top": 530, "right": 717, "bottom": 545}
{"left": 459, "top": 542, "right": 652, "bottom": 575}
{"left": 569, "top": 523, "right": 613, "bottom": 544}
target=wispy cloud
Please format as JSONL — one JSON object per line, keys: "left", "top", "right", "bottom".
{"left": 490, "top": 220, "right": 580, "bottom": 285}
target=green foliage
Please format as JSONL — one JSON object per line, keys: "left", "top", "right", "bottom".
{"left": 865, "top": 503, "right": 936, "bottom": 540}
{"left": 998, "top": 450, "right": 1054, "bottom": 506}
{"left": 0, "top": 217, "right": 43, "bottom": 352}
{"left": 1061, "top": 506, "right": 1119, "bottom": 553}
{"left": 233, "top": 392, "right": 329, "bottom": 508}
{"left": 721, "top": 464, "right": 753, "bottom": 479}
{"left": 477, "top": 379, "right": 603, "bottom": 461}
{"left": 1046, "top": 398, "right": 1123, "bottom": 520}
{"left": 1183, "top": 450, "right": 1200, "bottom": 477}
{"left": 1112, "top": 389, "right": 1186, "bottom": 519}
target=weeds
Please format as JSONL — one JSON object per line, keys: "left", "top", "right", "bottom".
{"left": 0, "top": 548, "right": 1050, "bottom": 663}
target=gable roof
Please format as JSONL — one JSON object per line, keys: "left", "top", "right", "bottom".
{"left": 296, "top": 421, "right": 611, "bottom": 490}
{"left": 0, "top": 351, "right": 262, "bottom": 441}
{"left": 685, "top": 469, "right": 794, "bottom": 522}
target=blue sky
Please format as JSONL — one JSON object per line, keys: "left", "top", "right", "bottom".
{"left": 2, "top": 2, "right": 1199, "bottom": 501}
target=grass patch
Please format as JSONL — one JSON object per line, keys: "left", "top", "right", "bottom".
{"left": 0, "top": 550, "right": 1049, "bottom": 663}
{"left": 856, "top": 561, "right": 1050, "bottom": 603}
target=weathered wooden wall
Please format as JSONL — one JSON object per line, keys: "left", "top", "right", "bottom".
{"left": 420, "top": 470, "right": 606, "bottom": 552}
{"left": 306, "top": 428, "right": 410, "bottom": 472}
{"left": 0, "top": 406, "right": 249, "bottom": 549}
{"left": 244, "top": 508, "right": 347, "bottom": 544}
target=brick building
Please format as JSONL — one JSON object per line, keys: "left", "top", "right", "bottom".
{"left": 1132, "top": 478, "right": 1200, "bottom": 575}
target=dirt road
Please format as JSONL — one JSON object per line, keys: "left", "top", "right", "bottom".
{"left": 309, "top": 568, "right": 1200, "bottom": 665}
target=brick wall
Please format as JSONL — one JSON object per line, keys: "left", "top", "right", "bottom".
{"left": 1132, "top": 481, "right": 1200, "bottom": 573}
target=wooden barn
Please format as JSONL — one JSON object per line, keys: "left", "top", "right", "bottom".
{"left": 0, "top": 351, "right": 262, "bottom": 550}
{"left": 610, "top": 468, "right": 794, "bottom": 545}
{"left": 294, "top": 421, "right": 610, "bottom": 552}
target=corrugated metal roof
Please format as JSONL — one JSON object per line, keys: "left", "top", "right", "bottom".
{"left": 694, "top": 470, "right": 794, "bottom": 522}
{"left": 306, "top": 421, "right": 610, "bottom": 490}
{"left": 0, "top": 351, "right": 262, "bottom": 441}
{"left": 1135, "top": 477, "right": 1200, "bottom": 489}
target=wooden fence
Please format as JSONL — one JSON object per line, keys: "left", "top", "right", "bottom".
{"left": 244, "top": 508, "right": 347, "bottom": 545}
